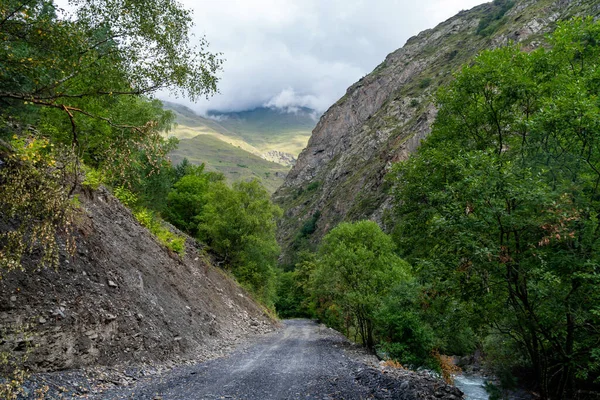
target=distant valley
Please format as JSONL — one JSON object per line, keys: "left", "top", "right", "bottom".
{"left": 163, "top": 101, "right": 318, "bottom": 193}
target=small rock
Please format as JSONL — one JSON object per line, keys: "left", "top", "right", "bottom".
{"left": 39, "top": 317, "right": 47, "bottom": 324}
{"left": 107, "top": 280, "right": 118, "bottom": 288}
{"left": 174, "top": 336, "right": 182, "bottom": 341}
{"left": 10, "top": 296, "right": 16, "bottom": 302}
{"left": 105, "top": 314, "right": 117, "bottom": 321}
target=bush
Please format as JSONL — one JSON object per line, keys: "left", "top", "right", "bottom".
{"left": 82, "top": 167, "right": 104, "bottom": 190}
{"left": 306, "top": 181, "right": 320, "bottom": 191}
{"left": 114, "top": 186, "right": 138, "bottom": 208}
{"left": 418, "top": 78, "right": 432, "bottom": 89}
{"left": 197, "top": 179, "right": 281, "bottom": 306}
{"left": 375, "top": 282, "right": 437, "bottom": 369}
{"left": 134, "top": 207, "right": 185, "bottom": 256}
{"left": 311, "top": 221, "right": 410, "bottom": 349}
{"left": 476, "top": 0, "right": 514, "bottom": 36}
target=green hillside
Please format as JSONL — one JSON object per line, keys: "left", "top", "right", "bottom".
{"left": 208, "top": 107, "right": 317, "bottom": 155}
{"left": 161, "top": 101, "right": 317, "bottom": 193}
{"left": 163, "top": 101, "right": 317, "bottom": 156}
{"left": 169, "top": 134, "right": 289, "bottom": 194}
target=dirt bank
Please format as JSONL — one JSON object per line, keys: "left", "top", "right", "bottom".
{"left": 0, "top": 187, "right": 276, "bottom": 373}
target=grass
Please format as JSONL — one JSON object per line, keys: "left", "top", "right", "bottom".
{"left": 169, "top": 134, "right": 290, "bottom": 194}
{"left": 207, "top": 107, "right": 316, "bottom": 155}
{"left": 163, "top": 102, "right": 316, "bottom": 157}
{"left": 160, "top": 102, "right": 312, "bottom": 193}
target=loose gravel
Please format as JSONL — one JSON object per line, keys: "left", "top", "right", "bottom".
{"left": 74, "top": 319, "right": 465, "bottom": 400}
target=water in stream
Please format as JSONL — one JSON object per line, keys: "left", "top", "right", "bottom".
{"left": 453, "top": 374, "right": 489, "bottom": 400}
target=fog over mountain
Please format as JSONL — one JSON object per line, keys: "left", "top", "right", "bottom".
{"left": 161, "top": 0, "right": 487, "bottom": 115}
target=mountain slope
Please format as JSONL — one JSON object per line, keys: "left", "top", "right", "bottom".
{"left": 169, "top": 134, "right": 289, "bottom": 194}
{"left": 163, "top": 102, "right": 317, "bottom": 192}
{"left": 273, "top": 0, "right": 600, "bottom": 262}
{"left": 164, "top": 102, "right": 317, "bottom": 158}
{"left": 0, "top": 187, "right": 275, "bottom": 372}
{"left": 163, "top": 101, "right": 261, "bottom": 155}
{"left": 207, "top": 107, "right": 318, "bottom": 156}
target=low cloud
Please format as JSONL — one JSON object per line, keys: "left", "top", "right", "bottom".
{"left": 264, "top": 88, "right": 321, "bottom": 113}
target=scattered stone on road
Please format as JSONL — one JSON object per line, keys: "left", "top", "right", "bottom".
{"left": 87, "top": 319, "right": 463, "bottom": 400}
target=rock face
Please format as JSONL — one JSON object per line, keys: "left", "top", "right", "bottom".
{"left": 0, "top": 187, "right": 276, "bottom": 372}
{"left": 274, "top": 0, "right": 600, "bottom": 261}
{"left": 262, "top": 150, "right": 297, "bottom": 167}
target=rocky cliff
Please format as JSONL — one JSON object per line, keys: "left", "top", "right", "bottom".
{"left": 273, "top": 0, "right": 600, "bottom": 262}
{"left": 262, "top": 150, "right": 297, "bottom": 167}
{"left": 0, "top": 187, "right": 275, "bottom": 372}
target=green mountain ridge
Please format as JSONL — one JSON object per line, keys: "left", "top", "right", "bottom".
{"left": 162, "top": 101, "right": 318, "bottom": 193}
{"left": 207, "top": 107, "right": 318, "bottom": 155}
{"left": 169, "top": 134, "right": 290, "bottom": 194}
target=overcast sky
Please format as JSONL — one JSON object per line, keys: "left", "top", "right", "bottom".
{"left": 163, "top": 0, "right": 488, "bottom": 115}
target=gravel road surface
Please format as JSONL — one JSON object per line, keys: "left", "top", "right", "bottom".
{"left": 99, "top": 319, "right": 374, "bottom": 399}
{"left": 53, "top": 319, "right": 463, "bottom": 400}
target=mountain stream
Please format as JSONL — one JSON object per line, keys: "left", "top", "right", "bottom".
{"left": 454, "top": 374, "right": 489, "bottom": 400}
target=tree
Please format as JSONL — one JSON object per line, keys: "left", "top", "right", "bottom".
{"left": 311, "top": 221, "right": 409, "bottom": 349}
{"left": 0, "top": 0, "right": 221, "bottom": 271}
{"left": 165, "top": 163, "right": 224, "bottom": 235}
{"left": 197, "top": 179, "right": 282, "bottom": 304}
{"left": 389, "top": 18, "right": 600, "bottom": 398}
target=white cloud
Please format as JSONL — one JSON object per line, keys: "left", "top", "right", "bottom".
{"left": 163, "top": 0, "right": 488, "bottom": 114}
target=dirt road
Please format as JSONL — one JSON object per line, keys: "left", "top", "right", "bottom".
{"left": 82, "top": 319, "right": 463, "bottom": 399}
{"left": 98, "top": 320, "right": 370, "bottom": 399}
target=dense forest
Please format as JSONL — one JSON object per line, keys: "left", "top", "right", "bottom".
{"left": 1, "top": 0, "right": 600, "bottom": 399}
{"left": 277, "top": 17, "right": 600, "bottom": 399}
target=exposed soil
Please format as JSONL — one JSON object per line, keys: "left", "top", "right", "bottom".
{"left": 0, "top": 186, "right": 276, "bottom": 374}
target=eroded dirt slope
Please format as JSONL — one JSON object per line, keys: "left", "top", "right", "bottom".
{"left": 0, "top": 187, "right": 275, "bottom": 372}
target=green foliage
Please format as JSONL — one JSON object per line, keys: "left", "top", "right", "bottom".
{"left": 81, "top": 167, "right": 104, "bottom": 190}
{"left": 113, "top": 186, "right": 138, "bottom": 208}
{"left": 476, "top": 0, "right": 515, "bottom": 37}
{"left": 374, "top": 282, "right": 437, "bottom": 369}
{"left": 0, "top": 0, "right": 221, "bottom": 272}
{"left": 300, "top": 210, "right": 321, "bottom": 237}
{"left": 197, "top": 179, "right": 282, "bottom": 305}
{"left": 311, "top": 221, "right": 410, "bottom": 349}
{"left": 0, "top": 135, "right": 76, "bottom": 275}
{"left": 389, "top": 17, "right": 600, "bottom": 397}
{"left": 275, "top": 251, "right": 316, "bottom": 317}
{"left": 163, "top": 162, "right": 282, "bottom": 306}
{"left": 165, "top": 163, "right": 219, "bottom": 235}
{"left": 133, "top": 207, "right": 185, "bottom": 256}
{"left": 306, "top": 181, "right": 320, "bottom": 192}
{"left": 418, "top": 78, "right": 432, "bottom": 89}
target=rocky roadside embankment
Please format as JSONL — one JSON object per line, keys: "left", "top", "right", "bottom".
{"left": 0, "top": 186, "right": 277, "bottom": 393}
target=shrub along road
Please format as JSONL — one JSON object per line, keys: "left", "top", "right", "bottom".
{"left": 95, "top": 319, "right": 463, "bottom": 399}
